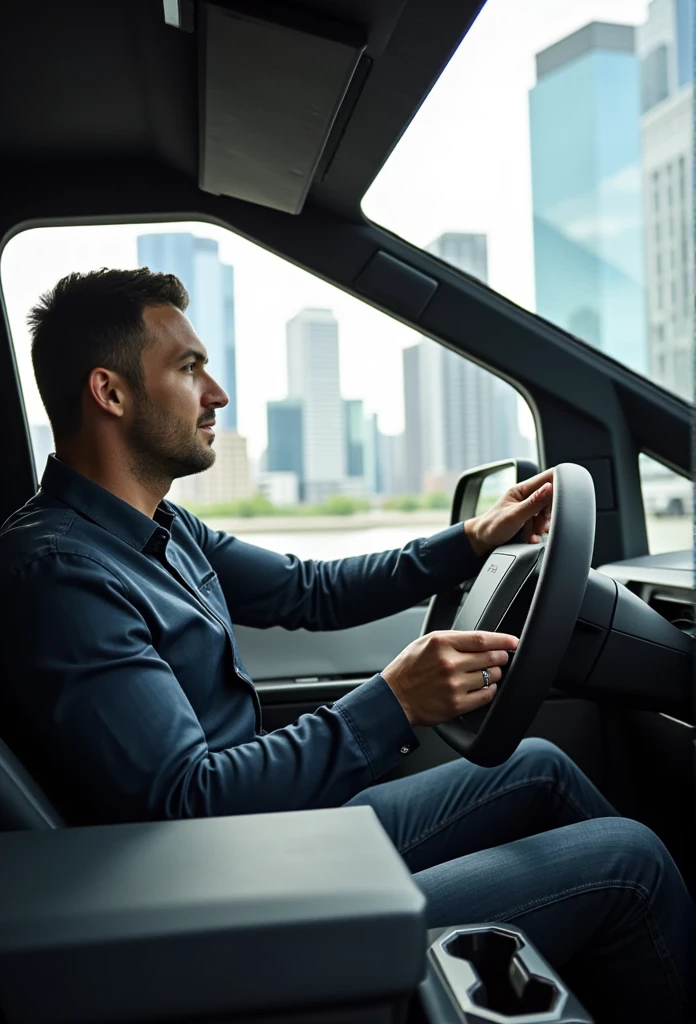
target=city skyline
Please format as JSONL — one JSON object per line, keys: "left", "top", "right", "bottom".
{"left": 25, "top": 227, "right": 536, "bottom": 502}
{"left": 265, "top": 309, "right": 407, "bottom": 502}
{"left": 363, "top": 0, "right": 651, "bottom": 312}
{"left": 404, "top": 233, "right": 535, "bottom": 495}
{"left": 263, "top": 232, "right": 537, "bottom": 506}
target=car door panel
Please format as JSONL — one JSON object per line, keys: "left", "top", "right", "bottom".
{"left": 256, "top": 666, "right": 606, "bottom": 792}
{"left": 234, "top": 606, "right": 425, "bottom": 683}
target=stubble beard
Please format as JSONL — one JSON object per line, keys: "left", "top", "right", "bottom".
{"left": 126, "top": 393, "right": 216, "bottom": 491}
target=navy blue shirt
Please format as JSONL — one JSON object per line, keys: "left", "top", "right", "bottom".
{"left": 0, "top": 456, "right": 482, "bottom": 825}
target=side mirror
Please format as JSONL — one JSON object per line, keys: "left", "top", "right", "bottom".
{"left": 451, "top": 459, "right": 539, "bottom": 526}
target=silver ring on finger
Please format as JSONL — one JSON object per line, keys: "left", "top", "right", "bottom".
{"left": 482, "top": 668, "right": 490, "bottom": 689}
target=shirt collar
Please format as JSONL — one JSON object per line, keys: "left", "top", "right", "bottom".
{"left": 40, "top": 455, "right": 177, "bottom": 552}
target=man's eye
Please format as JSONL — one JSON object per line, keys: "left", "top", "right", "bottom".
{"left": 182, "top": 363, "right": 195, "bottom": 372}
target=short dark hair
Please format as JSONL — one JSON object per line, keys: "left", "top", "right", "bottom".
{"left": 28, "top": 267, "right": 189, "bottom": 440}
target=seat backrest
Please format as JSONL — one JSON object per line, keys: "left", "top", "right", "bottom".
{"left": 0, "top": 735, "right": 63, "bottom": 829}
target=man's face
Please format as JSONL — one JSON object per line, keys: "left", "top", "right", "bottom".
{"left": 125, "top": 304, "right": 229, "bottom": 482}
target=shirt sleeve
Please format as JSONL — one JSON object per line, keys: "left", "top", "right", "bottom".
{"left": 5, "top": 553, "right": 418, "bottom": 825}
{"left": 174, "top": 506, "right": 485, "bottom": 631}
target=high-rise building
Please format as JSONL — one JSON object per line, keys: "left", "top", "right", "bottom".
{"left": 137, "top": 233, "right": 238, "bottom": 429}
{"left": 378, "top": 432, "right": 407, "bottom": 496}
{"left": 403, "top": 233, "right": 531, "bottom": 494}
{"left": 344, "top": 399, "right": 365, "bottom": 478}
{"left": 168, "top": 430, "right": 252, "bottom": 507}
{"left": 529, "top": 23, "right": 647, "bottom": 374}
{"left": 286, "top": 308, "right": 345, "bottom": 504}
{"left": 636, "top": 0, "right": 693, "bottom": 400}
{"left": 267, "top": 400, "right": 304, "bottom": 495}
{"left": 362, "top": 412, "right": 380, "bottom": 496}
{"left": 428, "top": 232, "right": 488, "bottom": 283}
{"left": 491, "top": 379, "right": 536, "bottom": 466}
{"left": 258, "top": 472, "right": 300, "bottom": 507}
{"left": 359, "top": 416, "right": 406, "bottom": 497}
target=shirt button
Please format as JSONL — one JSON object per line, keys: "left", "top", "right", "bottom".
{"left": 400, "top": 745, "right": 411, "bottom": 755}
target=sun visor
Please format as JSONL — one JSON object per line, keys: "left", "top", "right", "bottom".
{"left": 199, "top": 1, "right": 366, "bottom": 214}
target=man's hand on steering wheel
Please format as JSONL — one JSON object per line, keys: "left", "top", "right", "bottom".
{"left": 381, "top": 464, "right": 594, "bottom": 764}
{"left": 382, "top": 469, "right": 554, "bottom": 730}
{"left": 427, "top": 464, "right": 594, "bottom": 765}
{"left": 382, "top": 630, "right": 519, "bottom": 728}
{"left": 463, "top": 468, "right": 553, "bottom": 558}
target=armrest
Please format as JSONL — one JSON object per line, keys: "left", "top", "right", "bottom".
{"left": 0, "top": 806, "right": 426, "bottom": 1023}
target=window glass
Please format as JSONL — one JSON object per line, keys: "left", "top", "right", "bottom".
{"left": 363, "top": 0, "right": 693, "bottom": 403}
{"left": 639, "top": 454, "right": 693, "bottom": 553}
{"left": 1, "top": 223, "right": 537, "bottom": 559}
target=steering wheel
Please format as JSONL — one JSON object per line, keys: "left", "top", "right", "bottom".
{"left": 422, "top": 463, "right": 596, "bottom": 767}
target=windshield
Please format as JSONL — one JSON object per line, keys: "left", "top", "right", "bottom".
{"left": 363, "top": 0, "right": 693, "bottom": 402}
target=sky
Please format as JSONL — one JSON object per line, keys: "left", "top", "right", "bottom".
{"left": 0, "top": 0, "right": 650, "bottom": 459}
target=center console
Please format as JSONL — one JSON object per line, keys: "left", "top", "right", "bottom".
{"left": 0, "top": 805, "right": 592, "bottom": 1023}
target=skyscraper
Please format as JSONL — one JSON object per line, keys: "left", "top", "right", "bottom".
{"left": 267, "top": 399, "right": 304, "bottom": 494}
{"left": 428, "top": 232, "right": 488, "bottom": 283}
{"left": 286, "top": 308, "right": 346, "bottom": 504}
{"left": 403, "top": 233, "right": 531, "bottom": 494}
{"left": 529, "top": 23, "right": 647, "bottom": 374}
{"left": 636, "top": 0, "right": 693, "bottom": 400}
{"left": 362, "top": 411, "right": 380, "bottom": 496}
{"left": 172, "top": 431, "right": 253, "bottom": 507}
{"left": 137, "top": 233, "right": 238, "bottom": 429}
{"left": 377, "top": 432, "right": 406, "bottom": 496}
{"left": 344, "top": 399, "right": 365, "bottom": 478}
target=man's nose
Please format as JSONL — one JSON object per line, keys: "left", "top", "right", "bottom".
{"left": 205, "top": 376, "right": 229, "bottom": 409}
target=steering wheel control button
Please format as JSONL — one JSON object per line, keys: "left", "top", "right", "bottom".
{"left": 454, "top": 552, "right": 516, "bottom": 631}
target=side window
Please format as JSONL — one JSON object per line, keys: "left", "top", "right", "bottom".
{"left": 639, "top": 454, "right": 693, "bottom": 554}
{"left": 1, "top": 222, "right": 538, "bottom": 558}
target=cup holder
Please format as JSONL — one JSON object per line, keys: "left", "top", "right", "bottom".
{"left": 442, "top": 929, "right": 558, "bottom": 1016}
{"left": 419, "top": 923, "right": 595, "bottom": 1023}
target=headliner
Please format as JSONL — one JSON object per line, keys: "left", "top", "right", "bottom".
{"left": 0, "top": 0, "right": 485, "bottom": 218}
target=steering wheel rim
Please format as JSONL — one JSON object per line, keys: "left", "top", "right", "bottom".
{"left": 431, "top": 463, "right": 596, "bottom": 767}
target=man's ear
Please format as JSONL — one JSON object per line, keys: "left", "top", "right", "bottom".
{"left": 85, "top": 367, "right": 127, "bottom": 420}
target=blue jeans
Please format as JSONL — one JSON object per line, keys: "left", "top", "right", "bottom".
{"left": 345, "top": 737, "right": 694, "bottom": 1024}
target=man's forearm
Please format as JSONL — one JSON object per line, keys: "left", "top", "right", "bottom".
{"left": 206, "top": 522, "right": 484, "bottom": 632}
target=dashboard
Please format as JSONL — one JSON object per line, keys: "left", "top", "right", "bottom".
{"left": 598, "top": 549, "right": 695, "bottom": 638}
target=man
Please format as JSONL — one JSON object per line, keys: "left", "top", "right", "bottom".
{"left": 0, "top": 269, "right": 692, "bottom": 1023}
